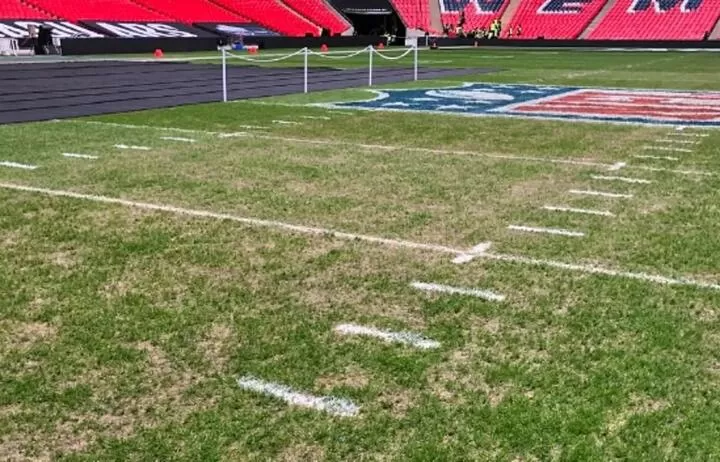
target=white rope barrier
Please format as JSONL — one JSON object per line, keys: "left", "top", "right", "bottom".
{"left": 220, "top": 45, "right": 418, "bottom": 101}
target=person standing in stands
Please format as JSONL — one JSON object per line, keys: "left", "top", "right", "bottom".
{"left": 516, "top": 24, "right": 523, "bottom": 37}
{"left": 507, "top": 26, "right": 514, "bottom": 38}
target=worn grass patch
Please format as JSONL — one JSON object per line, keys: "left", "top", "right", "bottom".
{"left": 1, "top": 49, "right": 720, "bottom": 460}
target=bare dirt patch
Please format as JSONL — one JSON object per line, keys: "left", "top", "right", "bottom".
{"left": 277, "top": 443, "right": 326, "bottom": 462}
{"left": 0, "top": 321, "right": 57, "bottom": 352}
{"left": 315, "top": 364, "right": 370, "bottom": 391}
{"left": 604, "top": 395, "right": 670, "bottom": 436}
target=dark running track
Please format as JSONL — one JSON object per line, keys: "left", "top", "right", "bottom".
{"left": 0, "top": 61, "right": 491, "bottom": 124}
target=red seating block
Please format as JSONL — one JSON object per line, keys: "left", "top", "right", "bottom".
{"left": 589, "top": 0, "right": 720, "bottom": 40}
{"left": 0, "top": 0, "right": 52, "bottom": 19}
{"left": 133, "top": 0, "right": 249, "bottom": 23}
{"left": 213, "top": 0, "right": 320, "bottom": 35}
{"left": 282, "top": 0, "right": 351, "bottom": 34}
{"left": 392, "top": 0, "right": 432, "bottom": 32}
{"left": 506, "top": 0, "right": 607, "bottom": 39}
{"left": 25, "top": 0, "right": 168, "bottom": 22}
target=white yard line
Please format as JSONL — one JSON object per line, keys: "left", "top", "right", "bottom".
{"left": 411, "top": 281, "right": 505, "bottom": 302}
{"left": 300, "top": 115, "right": 331, "bottom": 120}
{"left": 569, "top": 189, "right": 633, "bottom": 199}
{"left": 0, "top": 161, "right": 38, "bottom": 170}
{"left": 642, "top": 146, "right": 693, "bottom": 153}
{"left": 590, "top": 175, "right": 652, "bottom": 184}
{"left": 667, "top": 132, "right": 709, "bottom": 138}
{"left": 236, "top": 376, "right": 359, "bottom": 417}
{"left": 1, "top": 182, "right": 718, "bottom": 291}
{"left": 632, "top": 155, "right": 678, "bottom": 162}
{"left": 62, "top": 153, "right": 98, "bottom": 160}
{"left": 508, "top": 225, "right": 585, "bottom": 237}
{"left": 160, "top": 136, "right": 196, "bottom": 143}
{"left": 608, "top": 162, "right": 627, "bottom": 171}
{"left": 334, "top": 323, "right": 440, "bottom": 349}
{"left": 452, "top": 242, "right": 492, "bottom": 264}
{"left": 114, "top": 144, "right": 150, "bottom": 151}
{"left": 68, "top": 121, "right": 714, "bottom": 177}
{"left": 542, "top": 205, "right": 614, "bottom": 217}
{"left": 272, "top": 120, "right": 301, "bottom": 125}
{"left": 654, "top": 139, "right": 700, "bottom": 145}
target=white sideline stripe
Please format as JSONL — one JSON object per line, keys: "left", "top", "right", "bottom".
{"left": 5, "top": 182, "right": 719, "bottom": 291}
{"left": 114, "top": 144, "right": 150, "bottom": 151}
{"left": 508, "top": 225, "right": 585, "bottom": 237}
{"left": 543, "top": 205, "right": 614, "bottom": 217}
{"left": 411, "top": 281, "right": 505, "bottom": 302}
{"left": 452, "top": 241, "right": 492, "bottom": 264}
{"left": 642, "top": 145, "right": 693, "bottom": 153}
{"left": 0, "top": 161, "right": 37, "bottom": 170}
{"left": 591, "top": 175, "right": 652, "bottom": 184}
{"left": 160, "top": 136, "right": 196, "bottom": 143}
{"left": 272, "top": 120, "right": 300, "bottom": 125}
{"left": 236, "top": 376, "right": 359, "bottom": 417}
{"left": 654, "top": 139, "right": 700, "bottom": 145}
{"left": 667, "top": 132, "right": 709, "bottom": 138}
{"left": 334, "top": 323, "right": 440, "bottom": 349}
{"left": 70, "top": 121, "right": 715, "bottom": 177}
{"left": 569, "top": 189, "right": 633, "bottom": 198}
{"left": 300, "top": 115, "right": 331, "bottom": 120}
{"left": 608, "top": 162, "right": 626, "bottom": 171}
{"left": 632, "top": 154, "right": 678, "bottom": 161}
{"left": 62, "top": 153, "right": 98, "bottom": 160}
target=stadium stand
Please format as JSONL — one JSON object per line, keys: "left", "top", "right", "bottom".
{"left": 507, "top": 0, "right": 608, "bottom": 39}
{"left": 280, "top": 0, "right": 351, "bottom": 34}
{"left": 587, "top": 0, "right": 720, "bottom": 40}
{"left": 131, "top": 0, "right": 249, "bottom": 23}
{"left": 0, "top": 0, "right": 53, "bottom": 19}
{"left": 391, "top": 0, "right": 432, "bottom": 31}
{"left": 23, "top": 0, "right": 168, "bottom": 22}
{"left": 440, "top": 0, "right": 511, "bottom": 30}
{"left": 212, "top": 0, "right": 320, "bottom": 35}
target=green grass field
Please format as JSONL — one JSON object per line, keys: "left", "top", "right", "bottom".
{"left": 2, "top": 48, "right": 720, "bottom": 461}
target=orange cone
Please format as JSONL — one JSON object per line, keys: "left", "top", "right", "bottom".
{"left": 377, "top": 42, "right": 385, "bottom": 49}
{"left": 320, "top": 44, "right": 328, "bottom": 52}
{"left": 153, "top": 49, "right": 164, "bottom": 58}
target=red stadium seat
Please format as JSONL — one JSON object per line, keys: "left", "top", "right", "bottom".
{"left": 441, "top": 0, "right": 511, "bottom": 31}
{"left": 392, "top": 0, "right": 432, "bottom": 32}
{"left": 506, "top": 0, "right": 607, "bottom": 39}
{"left": 213, "top": 0, "right": 320, "bottom": 35}
{"left": 281, "top": 0, "right": 351, "bottom": 34}
{"left": 588, "top": 0, "right": 720, "bottom": 40}
{"left": 0, "top": 0, "right": 52, "bottom": 19}
{"left": 25, "top": 0, "right": 168, "bottom": 22}
{"left": 132, "top": 0, "right": 249, "bottom": 23}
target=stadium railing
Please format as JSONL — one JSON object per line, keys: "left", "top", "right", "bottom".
{"left": 220, "top": 45, "right": 419, "bottom": 102}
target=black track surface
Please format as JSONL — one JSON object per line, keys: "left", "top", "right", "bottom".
{"left": 0, "top": 61, "right": 491, "bottom": 124}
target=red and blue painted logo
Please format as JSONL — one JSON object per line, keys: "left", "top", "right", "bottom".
{"left": 323, "top": 83, "right": 720, "bottom": 127}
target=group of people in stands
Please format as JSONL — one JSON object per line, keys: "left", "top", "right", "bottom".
{"left": 441, "top": 13, "right": 521, "bottom": 39}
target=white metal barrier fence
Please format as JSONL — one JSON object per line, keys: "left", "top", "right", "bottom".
{"left": 219, "top": 45, "right": 419, "bottom": 103}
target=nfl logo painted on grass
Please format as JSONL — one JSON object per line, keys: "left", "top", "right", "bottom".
{"left": 324, "top": 83, "right": 720, "bottom": 127}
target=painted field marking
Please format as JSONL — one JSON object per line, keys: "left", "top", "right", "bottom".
{"left": 542, "top": 205, "right": 614, "bottom": 217}
{"left": 160, "top": 136, "right": 196, "bottom": 143}
{"left": 591, "top": 175, "right": 652, "bottom": 184}
{"left": 236, "top": 375, "right": 359, "bottom": 417}
{"left": 272, "top": 120, "right": 300, "bottom": 125}
{"left": 334, "top": 323, "right": 440, "bottom": 349}
{"left": 654, "top": 139, "right": 700, "bottom": 145}
{"left": 62, "top": 153, "right": 98, "bottom": 160}
{"left": 114, "top": 144, "right": 150, "bottom": 151}
{"left": 300, "top": 115, "right": 331, "bottom": 120}
{"left": 411, "top": 281, "right": 505, "bottom": 302}
{"left": 71, "top": 121, "right": 715, "bottom": 177}
{"left": 632, "top": 154, "right": 678, "bottom": 162}
{"left": 667, "top": 132, "right": 709, "bottom": 138}
{"left": 608, "top": 162, "right": 627, "bottom": 171}
{"left": 0, "top": 161, "right": 37, "bottom": 170}
{"left": 1, "top": 182, "right": 718, "bottom": 291}
{"left": 569, "top": 189, "right": 633, "bottom": 199}
{"left": 642, "top": 146, "right": 693, "bottom": 153}
{"left": 508, "top": 225, "right": 585, "bottom": 237}
{"left": 452, "top": 241, "right": 492, "bottom": 264}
